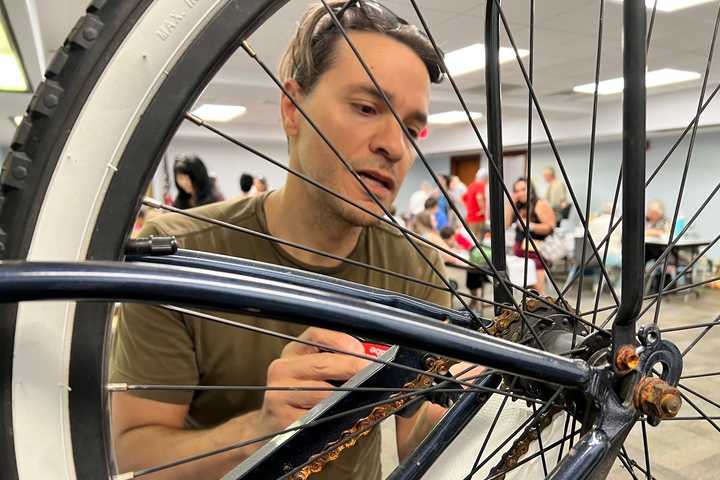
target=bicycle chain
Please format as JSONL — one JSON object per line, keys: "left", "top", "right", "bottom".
{"left": 292, "top": 297, "right": 564, "bottom": 479}
{"left": 289, "top": 356, "right": 457, "bottom": 480}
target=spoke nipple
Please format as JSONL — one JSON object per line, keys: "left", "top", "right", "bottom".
{"left": 184, "top": 111, "right": 204, "bottom": 126}
{"left": 241, "top": 41, "right": 257, "bottom": 58}
{"left": 106, "top": 383, "right": 128, "bottom": 392}
{"left": 112, "top": 473, "right": 135, "bottom": 480}
{"left": 142, "top": 196, "right": 162, "bottom": 208}
{"left": 615, "top": 344, "right": 640, "bottom": 373}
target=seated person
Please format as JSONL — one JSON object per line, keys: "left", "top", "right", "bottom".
{"left": 504, "top": 178, "right": 556, "bottom": 294}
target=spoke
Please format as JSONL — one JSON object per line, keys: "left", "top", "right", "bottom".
{"left": 157, "top": 304, "right": 549, "bottom": 403}
{"left": 646, "top": 0, "right": 659, "bottom": 52}
{"left": 620, "top": 447, "right": 656, "bottom": 480}
{"left": 184, "top": 113, "right": 496, "bottom": 285}
{"left": 481, "top": 427, "right": 583, "bottom": 480}
{"left": 556, "top": 412, "right": 572, "bottom": 463}
{"left": 522, "top": 0, "right": 535, "bottom": 304}
{"left": 590, "top": 166, "right": 622, "bottom": 326}
{"left": 276, "top": 393, "right": 427, "bottom": 480}
{"left": 316, "top": 0, "right": 562, "bottom": 350}
{"left": 638, "top": 232, "right": 720, "bottom": 320}
{"left": 112, "top": 384, "right": 487, "bottom": 395}
{"left": 461, "top": 388, "right": 565, "bottom": 480}
{"left": 128, "top": 379, "right": 434, "bottom": 478}
{"left": 408, "top": 0, "right": 575, "bottom": 312}
{"left": 678, "top": 382, "right": 720, "bottom": 410}
{"left": 640, "top": 420, "right": 652, "bottom": 480}
{"left": 681, "top": 320, "right": 718, "bottom": 357}
{"left": 563, "top": 81, "right": 720, "bottom": 297}
{"left": 531, "top": 402, "right": 549, "bottom": 477}
{"left": 678, "top": 391, "right": 720, "bottom": 433}
{"left": 664, "top": 416, "right": 720, "bottom": 421}
{"left": 588, "top": 275, "right": 720, "bottom": 321}
{"left": 238, "top": 40, "right": 489, "bottom": 336}
{"left": 681, "top": 370, "right": 720, "bottom": 380}
{"left": 492, "top": 0, "right": 622, "bottom": 307}
{"left": 142, "top": 199, "right": 601, "bottom": 333}
{"left": 468, "top": 378, "right": 517, "bottom": 476}
{"left": 661, "top": 318, "right": 720, "bottom": 334}
{"left": 651, "top": 3, "right": 720, "bottom": 326}
{"left": 574, "top": 0, "right": 606, "bottom": 345}
{"left": 619, "top": 446, "right": 640, "bottom": 480}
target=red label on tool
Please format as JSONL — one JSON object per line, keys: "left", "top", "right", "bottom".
{"left": 363, "top": 342, "right": 390, "bottom": 357}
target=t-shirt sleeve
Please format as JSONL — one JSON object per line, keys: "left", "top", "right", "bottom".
{"left": 108, "top": 219, "right": 197, "bottom": 404}
{"left": 110, "top": 303, "right": 197, "bottom": 404}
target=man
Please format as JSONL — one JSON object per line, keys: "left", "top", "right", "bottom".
{"left": 110, "top": 2, "right": 450, "bottom": 479}
{"left": 542, "top": 166, "right": 569, "bottom": 223}
{"left": 462, "top": 167, "right": 488, "bottom": 241}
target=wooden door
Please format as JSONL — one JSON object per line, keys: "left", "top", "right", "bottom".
{"left": 451, "top": 154, "right": 480, "bottom": 186}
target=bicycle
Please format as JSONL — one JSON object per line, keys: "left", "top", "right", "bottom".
{"left": 0, "top": 0, "right": 716, "bottom": 479}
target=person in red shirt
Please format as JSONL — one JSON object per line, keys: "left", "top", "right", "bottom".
{"left": 463, "top": 168, "right": 488, "bottom": 241}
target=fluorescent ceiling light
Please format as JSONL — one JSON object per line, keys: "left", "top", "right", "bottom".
{"left": 444, "top": 43, "right": 529, "bottom": 77}
{"left": 428, "top": 111, "right": 482, "bottom": 125}
{"left": 191, "top": 104, "right": 247, "bottom": 122}
{"left": 613, "top": 0, "right": 715, "bottom": 12}
{"left": 573, "top": 68, "right": 701, "bottom": 95}
{"left": 0, "top": 14, "right": 29, "bottom": 92}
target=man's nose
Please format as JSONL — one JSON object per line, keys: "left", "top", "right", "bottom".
{"left": 369, "top": 117, "right": 408, "bottom": 163}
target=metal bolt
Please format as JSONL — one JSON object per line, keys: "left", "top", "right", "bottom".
{"left": 615, "top": 344, "right": 640, "bottom": 372}
{"left": 83, "top": 27, "right": 98, "bottom": 42}
{"left": 634, "top": 377, "right": 682, "bottom": 420}
{"left": 43, "top": 93, "right": 59, "bottom": 109}
{"left": 12, "top": 165, "right": 28, "bottom": 180}
{"left": 661, "top": 392, "right": 682, "bottom": 416}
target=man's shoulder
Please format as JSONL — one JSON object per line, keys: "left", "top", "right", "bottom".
{"left": 141, "top": 195, "right": 259, "bottom": 238}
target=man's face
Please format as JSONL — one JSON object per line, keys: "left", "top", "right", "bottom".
{"left": 543, "top": 170, "right": 553, "bottom": 183}
{"left": 282, "top": 31, "right": 431, "bottom": 226}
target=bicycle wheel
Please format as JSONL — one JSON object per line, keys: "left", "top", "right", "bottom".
{"left": 1, "top": 0, "right": 718, "bottom": 479}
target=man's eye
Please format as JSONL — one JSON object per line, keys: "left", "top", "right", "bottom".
{"left": 354, "top": 104, "right": 377, "bottom": 115}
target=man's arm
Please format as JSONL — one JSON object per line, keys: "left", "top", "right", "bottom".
{"left": 112, "top": 394, "right": 264, "bottom": 480}
{"left": 112, "top": 328, "right": 369, "bottom": 479}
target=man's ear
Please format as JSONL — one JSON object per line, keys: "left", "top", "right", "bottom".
{"left": 280, "top": 79, "right": 304, "bottom": 137}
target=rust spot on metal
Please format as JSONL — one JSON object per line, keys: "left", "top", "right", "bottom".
{"left": 633, "top": 377, "right": 682, "bottom": 420}
{"left": 615, "top": 344, "right": 640, "bottom": 373}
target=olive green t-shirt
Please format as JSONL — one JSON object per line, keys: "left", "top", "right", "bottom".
{"left": 110, "top": 193, "right": 450, "bottom": 479}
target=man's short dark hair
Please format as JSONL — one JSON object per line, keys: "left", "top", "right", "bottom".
{"left": 239, "top": 173, "right": 254, "bottom": 193}
{"left": 278, "top": 0, "right": 444, "bottom": 93}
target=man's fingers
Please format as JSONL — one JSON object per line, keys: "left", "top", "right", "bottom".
{"left": 450, "top": 362, "right": 487, "bottom": 388}
{"left": 266, "top": 380, "right": 336, "bottom": 410}
{"left": 271, "top": 352, "right": 370, "bottom": 383}
{"left": 282, "top": 327, "right": 365, "bottom": 357}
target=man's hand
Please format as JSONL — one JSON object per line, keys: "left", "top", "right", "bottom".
{"left": 257, "top": 327, "right": 371, "bottom": 435}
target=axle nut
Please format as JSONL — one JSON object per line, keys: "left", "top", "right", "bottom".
{"left": 634, "top": 377, "right": 682, "bottom": 420}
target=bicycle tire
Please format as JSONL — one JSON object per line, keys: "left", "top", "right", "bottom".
{"left": 0, "top": 1, "right": 287, "bottom": 478}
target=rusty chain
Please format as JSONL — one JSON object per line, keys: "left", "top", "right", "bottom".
{"left": 292, "top": 295, "right": 568, "bottom": 479}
